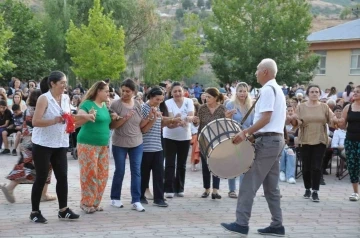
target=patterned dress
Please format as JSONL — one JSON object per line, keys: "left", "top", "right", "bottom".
{"left": 6, "top": 106, "right": 52, "bottom": 184}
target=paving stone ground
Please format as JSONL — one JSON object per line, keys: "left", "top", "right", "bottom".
{"left": 0, "top": 152, "right": 359, "bottom": 238}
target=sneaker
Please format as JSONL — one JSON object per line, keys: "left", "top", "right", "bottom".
{"left": 349, "top": 193, "right": 359, "bottom": 201}
{"left": 140, "top": 197, "right": 148, "bottom": 204}
{"left": 30, "top": 211, "right": 48, "bottom": 224}
{"left": 176, "top": 192, "right": 184, "bottom": 197}
{"left": 279, "top": 171, "right": 286, "bottom": 182}
{"left": 11, "top": 149, "right": 17, "bottom": 156}
{"left": 220, "top": 222, "right": 249, "bottom": 237}
{"left": 287, "top": 177, "right": 296, "bottom": 184}
{"left": 257, "top": 226, "right": 285, "bottom": 237}
{"left": 165, "top": 193, "right": 174, "bottom": 198}
{"left": 320, "top": 177, "right": 326, "bottom": 185}
{"left": 110, "top": 200, "right": 124, "bottom": 208}
{"left": 153, "top": 200, "right": 168, "bottom": 207}
{"left": 1, "top": 149, "right": 10, "bottom": 154}
{"left": 58, "top": 208, "right": 80, "bottom": 220}
{"left": 311, "top": 191, "right": 320, "bottom": 202}
{"left": 132, "top": 202, "right": 145, "bottom": 212}
{"left": 303, "top": 189, "right": 311, "bottom": 199}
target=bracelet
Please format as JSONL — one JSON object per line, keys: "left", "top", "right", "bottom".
{"left": 149, "top": 116, "right": 154, "bottom": 121}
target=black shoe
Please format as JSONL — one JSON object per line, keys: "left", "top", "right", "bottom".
{"left": 30, "top": 211, "right": 48, "bottom": 224}
{"left": 211, "top": 193, "right": 221, "bottom": 199}
{"left": 1, "top": 149, "right": 10, "bottom": 154}
{"left": 320, "top": 177, "right": 326, "bottom": 185}
{"left": 140, "top": 197, "right": 148, "bottom": 204}
{"left": 201, "top": 191, "right": 210, "bottom": 198}
{"left": 311, "top": 191, "right": 320, "bottom": 202}
{"left": 58, "top": 208, "right": 80, "bottom": 220}
{"left": 221, "top": 222, "right": 249, "bottom": 236}
{"left": 303, "top": 189, "right": 311, "bottom": 199}
{"left": 257, "top": 226, "right": 285, "bottom": 237}
{"left": 12, "top": 149, "right": 17, "bottom": 156}
{"left": 153, "top": 200, "right": 168, "bottom": 207}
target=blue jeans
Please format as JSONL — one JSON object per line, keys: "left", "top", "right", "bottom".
{"left": 110, "top": 144, "right": 143, "bottom": 203}
{"left": 280, "top": 147, "right": 296, "bottom": 180}
{"left": 228, "top": 174, "right": 244, "bottom": 192}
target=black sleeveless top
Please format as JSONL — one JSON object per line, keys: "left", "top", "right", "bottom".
{"left": 346, "top": 104, "right": 360, "bottom": 141}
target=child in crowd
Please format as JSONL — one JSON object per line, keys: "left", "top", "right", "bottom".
{"left": 1, "top": 104, "right": 24, "bottom": 156}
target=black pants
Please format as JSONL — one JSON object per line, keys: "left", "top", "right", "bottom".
{"left": 300, "top": 144, "right": 326, "bottom": 191}
{"left": 141, "top": 151, "right": 164, "bottom": 202}
{"left": 322, "top": 148, "right": 333, "bottom": 171}
{"left": 31, "top": 143, "right": 68, "bottom": 211}
{"left": 164, "top": 138, "right": 190, "bottom": 193}
{"left": 200, "top": 154, "right": 220, "bottom": 189}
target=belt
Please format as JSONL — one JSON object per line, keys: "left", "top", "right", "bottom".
{"left": 253, "top": 132, "right": 282, "bottom": 139}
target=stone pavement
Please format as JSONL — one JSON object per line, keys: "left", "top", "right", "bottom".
{"left": 0, "top": 153, "right": 359, "bottom": 238}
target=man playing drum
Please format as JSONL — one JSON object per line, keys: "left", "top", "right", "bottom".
{"left": 221, "top": 58, "right": 286, "bottom": 237}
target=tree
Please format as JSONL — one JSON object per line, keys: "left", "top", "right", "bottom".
{"left": 66, "top": 0, "right": 126, "bottom": 83}
{"left": 205, "top": 0, "right": 212, "bottom": 9}
{"left": 197, "top": 0, "right": 205, "bottom": 8}
{"left": 182, "top": 0, "right": 193, "bottom": 10}
{"left": 142, "top": 13, "right": 204, "bottom": 85}
{"left": 204, "top": 0, "right": 319, "bottom": 87}
{"left": 0, "top": 0, "right": 55, "bottom": 81}
{"left": 0, "top": 14, "right": 15, "bottom": 78}
{"left": 176, "top": 8, "right": 185, "bottom": 21}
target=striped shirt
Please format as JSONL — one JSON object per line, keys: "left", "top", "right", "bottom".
{"left": 142, "top": 103, "right": 162, "bottom": 152}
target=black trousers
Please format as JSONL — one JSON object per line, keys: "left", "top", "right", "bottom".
{"left": 164, "top": 138, "right": 190, "bottom": 193}
{"left": 31, "top": 143, "right": 68, "bottom": 211}
{"left": 300, "top": 144, "right": 326, "bottom": 191}
{"left": 141, "top": 151, "right": 165, "bottom": 202}
{"left": 322, "top": 148, "right": 333, "bottom": 171}
{"left": 200, "top": 154, "right": 220, "bottom": 189}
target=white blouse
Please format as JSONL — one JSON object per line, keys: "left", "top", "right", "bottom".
{"left": 32, "top": 91, "right": 70, "bottom": 148}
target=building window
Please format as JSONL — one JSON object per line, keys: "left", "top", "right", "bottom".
{"left": 314, "top": 50, "right": 327, "bottom": 75}
{"left": 350, "top": 49, "right": 360, "bottom": 75}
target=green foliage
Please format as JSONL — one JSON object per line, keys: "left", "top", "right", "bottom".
{"left": 183, "top": 70, "right": 219, "bottom": 88}
{"left": 0, "top": 14, "right": 15, "bottom": 77}
{"left": 143, "top": 13, "right": 204, "bottom": 85}
{"left": 340, "top": 6, "right": 353, "bottom": 19}
{"left": 204, "top": 0, "right": 319, "bottom": 87}
{"left": 66, "top": 0, "right": 126, "bottom": 83}
{"left": 197, "top": 0, "right": 205, "bottom": 8}
{"left": 176, "top": 8, "right": 185, "bottom": 21}
{"left": 182, "top": 0, "right": 193, "bottom": 10}
{"left": 0, "top": 0, "right": 55, "bottom": 81}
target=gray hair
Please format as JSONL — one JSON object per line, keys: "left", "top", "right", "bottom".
{"left": 259, "top": 58, "right": 278, "bottom": 77}
{"left": 326, "top": 99, "right": 336, "bottom": 105}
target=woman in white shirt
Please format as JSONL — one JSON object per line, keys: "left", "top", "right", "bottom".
{"left": 327, "top": 87, "right": 337, "bottom": 101}
{"left": 30, "top": 72, "right": 94, "bottom": 224}
{"left": 163, "top": 82, "right": 195, "bottom": 198}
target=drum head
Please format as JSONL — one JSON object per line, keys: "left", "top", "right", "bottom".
{"left": 207, "top": 139, "right": 254, "bottom": 179}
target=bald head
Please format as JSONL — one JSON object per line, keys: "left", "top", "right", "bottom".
{"left": 259, "top": 58, "right": 278, "bottom": 78}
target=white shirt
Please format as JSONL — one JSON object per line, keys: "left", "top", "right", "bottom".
{"left": 32, "top": 92, "right": 71, "bottom": 148}
{"left": 254, "top": 79, "right": 286, "bottom": 134}
{"left": 163, "top": 98, "right": 194, "bottom": 141}
{"left": 230, "top": 86, "right": 236, "bottom": 95}
{"left": 331, "top": 129, "right": 346, "bottom": 148}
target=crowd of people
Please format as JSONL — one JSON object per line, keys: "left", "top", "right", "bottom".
{"left": 0, "top": 65, "right": 358, "bottom": 231}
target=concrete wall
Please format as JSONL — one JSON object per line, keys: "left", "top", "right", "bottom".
{"left": 312, "top": 49, "right": 360, "bottom": 91}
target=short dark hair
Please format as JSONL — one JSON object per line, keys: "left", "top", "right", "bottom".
{"left": 147, "top": 86, "right": 164, "bottom": 99}
{"left": 12, "top": 103, "right": 20, "bottom": 111}
{"left": 28, "top": 89, "right": 42, "bottom": 107}
{"left": 120, "top": 78, "right": 137, "bottom": 92}
{"left": 0, "top": 100, "right": 6, "bottom": 107}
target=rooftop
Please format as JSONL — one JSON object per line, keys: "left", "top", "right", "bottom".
{"left": 307, "top": 18, "right": 360, "bottom": 43}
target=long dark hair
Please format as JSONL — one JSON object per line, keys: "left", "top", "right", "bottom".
{"left": 168, "top": 82, "right": 182, "bottom": 99}
{"left": 345, "top": 85, "right": 352, "bottom": 97}
{"left": 27, "top": 89, "right": 42, "bottom": 107}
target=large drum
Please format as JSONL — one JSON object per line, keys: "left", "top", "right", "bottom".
{"left": 198, "top": 118, "right": 255, "bottom": 179}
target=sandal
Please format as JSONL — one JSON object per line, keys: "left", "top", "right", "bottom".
{"left": 94, "top": 206, "right": 103, "bottom": 211}
{"left": 0, "top": 183, "right": 15, "bottom": 203}
{"left": 228, "top": 191, "right": 238, "bottom": 199}
{"left": 80, "top": 204, "right": 96, "bottom": 214}
{"left": 40, "top": 194, "right": 57, "bottom": 202}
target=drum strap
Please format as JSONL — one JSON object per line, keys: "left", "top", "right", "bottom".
{"left": 240, "top": 85, "right": 276, "bottom": 127}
